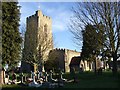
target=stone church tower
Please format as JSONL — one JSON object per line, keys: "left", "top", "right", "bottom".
{"left": 21, "top": 10, "right": 53, "bottom": 72}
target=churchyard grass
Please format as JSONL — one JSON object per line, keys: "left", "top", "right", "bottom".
{"left": 1, "top": 71, "right": 120, "bottom": 89}
{"left": 64, "top": 71, "right": 120, "bottom": 88}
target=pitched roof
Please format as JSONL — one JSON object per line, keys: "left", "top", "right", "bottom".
{"left": 69, "top": 56, "right": 81, "bottom": 66}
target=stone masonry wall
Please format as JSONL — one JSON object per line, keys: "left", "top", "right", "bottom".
{"left": 65, "top": 49, "right": 80, "bottom": 72}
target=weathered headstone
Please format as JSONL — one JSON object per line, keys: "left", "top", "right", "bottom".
{"left": 0, "top": 68, "right": 5, "bottom": 84}
{"left": 43, "top": 72, "right": 48, "bottom": 82}
{"left": 39, "top": 71, "right": 43, "bottom": 78}
{"left": 59, "top": 70, "right": 67, "bottom": 82}
{"left": 24, "top": 75, "right": 27, "bottom": 82}
{"left": 36, "top": 71, "right": 40, "bottom": 80}
{"left": 31, "top": 71, "right": 32, "bottom": 78}
{"left": 48, "top": 70, "right": 57, "bottom": 82}
{"left": 28, "top": 71, "right": 42, "bottom": 87}
{"left": 4, "top": 74, "right": 9, "bottom": 84}
{"left": 58, "top": 70, "right": 64, "bottom": 87}
{"left": 11, "top": 71, "right": 17, "bottom": 84}
{"left": 20, "top": 73, "right": 24, "bottom": 84}
{"left": 48, "top": 70, "right": 53, "bottom": 82}
{"left": 32, "top": 72, "right": 36, "bottom": 82}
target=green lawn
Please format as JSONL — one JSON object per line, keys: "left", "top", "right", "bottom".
{"left": 1, "top": 71, "right": 120, "bottom": 89}
{"left": 63, "top": 71, "right": 120, "bottom": 88}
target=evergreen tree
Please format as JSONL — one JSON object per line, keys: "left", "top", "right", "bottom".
{"left": 2, "top": 2, "right": 22, "bottom": 70}
{"left": 81, "top": 24, "right": 105, "bottom": 59}
{"left": 81, "top": 24, "right": 105, "bottom": 73}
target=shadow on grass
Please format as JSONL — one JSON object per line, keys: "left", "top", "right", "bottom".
{"left": 63, "top": 71, "right": 119, "bottom": 88}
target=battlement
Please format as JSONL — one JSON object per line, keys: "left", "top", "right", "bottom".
{"left": 66, "top": 49, "right": 80, "bottom": 53}
{"left": 27, "top": 14, "right": 37, "bottom": 20}
{"left": 53, "top": 48, "right": 65, "bottom": 51}
{"left": 43, "top": 14, "right": 51, "bottom": 20}
{"left": 27, "top": 10, "right": 51, "bottom": 21}
{"left": 52, "top": 48, "right": 80, "bottom": 53}
{"left": 36, "top": 10, "right": 51, "bottom": 20}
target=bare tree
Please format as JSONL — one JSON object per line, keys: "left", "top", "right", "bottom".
{"left": 37, "top": 26, "right": 53, "bottom": 66}
{"left": 22, "top": 20, "right": 53, "bottom": 72}
{"left": 69, "top": 2, "right": 120, "bottom": 74}
{"left": 44, "top": 50, "right": 59, "bottom": 72}
{"left": 20, "top": 23, "right": 26, "bottom": 50}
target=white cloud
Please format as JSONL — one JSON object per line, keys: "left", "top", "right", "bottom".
{"left": 52, "top": 10, "right": 72, "bottom": 32}
{"left": 52, "top": 22, "right": 65, "bottom": 32}
{"left": 19, "top": 2, "right": 73, "bottom": 32}
{"left": 38, "top": 3, "right": 72, "bottom": 32}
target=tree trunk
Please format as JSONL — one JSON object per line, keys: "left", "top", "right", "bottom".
{"left": 0, "top": 70, "right": 3, "bottom": 85}
{"left": 94, "top": 59, "right": 97, "bottom": 75}
{"left": 112, "top": 53, "right": 117, "bottom": 75}
{"left": 93, "top": 55, "right": 97, "bottom": 75}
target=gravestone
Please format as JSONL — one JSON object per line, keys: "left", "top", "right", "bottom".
{"left": 48, "top": 70, "right": 57, "bottom": 83}
{"left": 28, "top": 71, "right": 42, "bottom": 87}
{"left": 36, "top": 71, "right": 40, "bottom": 80}
{"left": 10, "top": 72, "right": 21, "bottom": 84}
{"left": 59, "top": 70, "right": 67, "bottom": 82}
{"left": 0, "top": 68, "right": 5, "bottom": 84}
{"left": 36, "top": 71, "right": 44, "bottom": 84}
{"left": 4, "top": 74, "right": 10, "bottom": 84}
{"left": 48, "top": 70, "right": 53, "bottom": 82}
{"left": 11, "top": 71, "right": 19, "bottom": 84}
{"left": 58, "top": 70, "right": 64, "bottom": 87}
{"left": 39, "top": 71, "right": 43, "bottom": 78}
{"left": 20, "top": 73, "right": 24, "bottom": 83}
{"left": 24, "top": 75, "right": 27, "bottom": 82}
{"left": 43, "top": 72, "right": 48, "bottom": 82}
{"left": 31, "top": 71, "right": 32, "bottom": 78}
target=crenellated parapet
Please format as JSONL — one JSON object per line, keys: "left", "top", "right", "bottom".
{"left": 53, "top": 48, "right": 65, "bottom": 52}
{"left": 66, "top": 49, "right": 80, "bottom": 53}
{"left": 26, "top": 10, "right": 51, "bottom": 21}
{"left": 52, "top": 48, "right": 80, "bottom": 53}
{"left": 43, "top": 14, "right": 51, "bottom": 20}
{"left": 35, "top": 10, "right": 51, "bottom": 21}
{"left": 27, "top": 14, "right": 37, "bottom": 21}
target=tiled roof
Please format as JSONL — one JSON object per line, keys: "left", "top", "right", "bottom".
{"left": 69, "top": 56, "right": 81, "bottom": 66}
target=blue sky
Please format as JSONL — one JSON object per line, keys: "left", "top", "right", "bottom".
{"left": 19, "top": 2, "right": 82, "bottom": 52}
